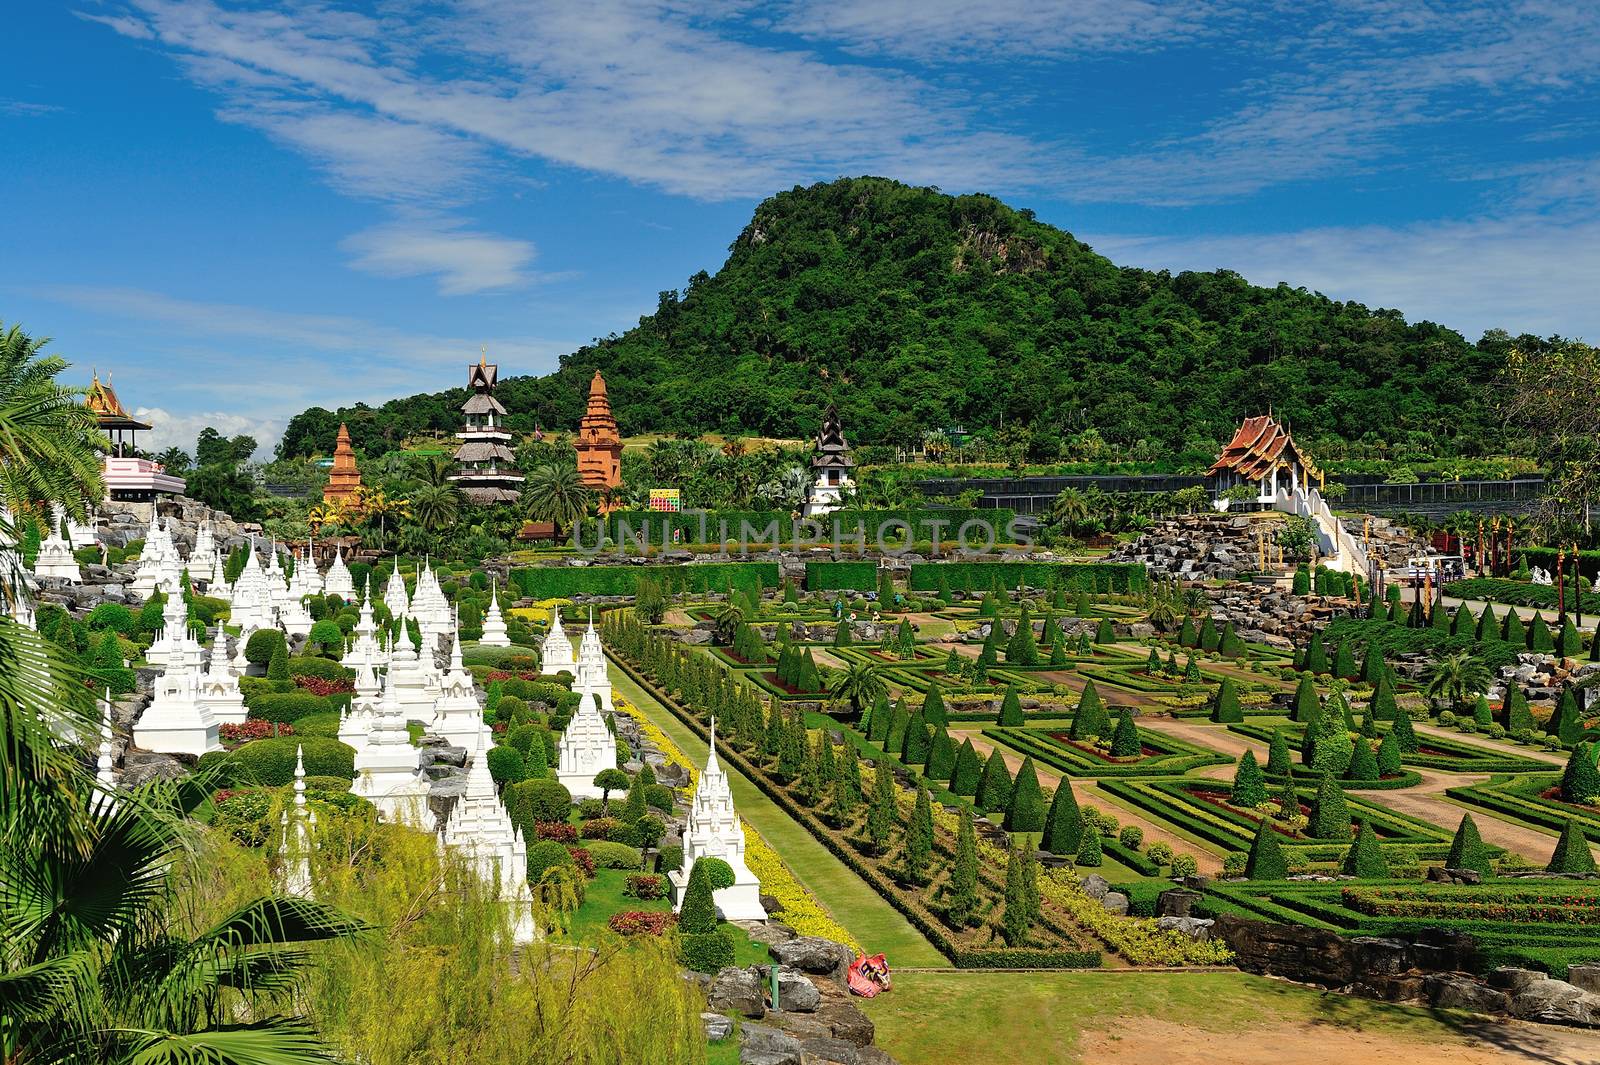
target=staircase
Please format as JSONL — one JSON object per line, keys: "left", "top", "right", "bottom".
{"left": 1276, "top": 488, "right": 1367, "bottom": 576}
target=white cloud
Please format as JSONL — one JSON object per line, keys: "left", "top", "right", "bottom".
{"left": 131, "top": 407, "right": 284, "bottom": 461}
{"left": 1088, "top": 213, "right": 1600, "bottom": 343}
{"left": 341, "top": 219, "right": 537, "bottom": 295}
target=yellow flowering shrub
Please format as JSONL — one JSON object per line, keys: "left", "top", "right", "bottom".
{"left": 509, "top": 598, "right": 572, "bottom": 624}
{"left": 614, "top": 699, "right": 859, "bottom": 951}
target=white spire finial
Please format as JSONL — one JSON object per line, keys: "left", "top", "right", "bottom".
{"left": 96, "top": 688, "right": 116, "bottom": 788}
{"left": 294, "top": 744, "right": 306, "bottom": 807}
{"left": 707, "top": 717, "right": 719, "bottom": 772}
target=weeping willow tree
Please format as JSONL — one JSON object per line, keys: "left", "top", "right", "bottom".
{"left": 304, "top": 816, "right": 707, "bottom": 1065}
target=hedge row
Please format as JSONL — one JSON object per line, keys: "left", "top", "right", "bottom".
{"left": 1445, "top": 577, "right": 1600, "bottom": 615}
{"left": 804, "top": 561, "right": 879, "bottom": 592}
{"left": 908, "top": 562, "right": 1147, "bottom": 595}
{"left": 607, "top": 654, "right": 1103, "bottom": 969}
{"left": 984, "top": 726, "right": 1230, "bottom": 779}
{"left": 510, "top": 562, "right": 779, "bottom": 599}
{"left": 1446, "top": 773, "right": 1600, "bottom": 840}
{"left": 1228, "top": 722, "right": 1552, "bottom": 776}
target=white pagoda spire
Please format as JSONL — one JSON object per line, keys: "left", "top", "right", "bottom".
{"left": 555, "top": 690, "right": 617, "bottom": 801}
{"left": 96, "top": 689, "right": 117, "bottom": 791}
{"left": 669, "top": 717, "right": 764, "bottom": 920}
{"left": 480, "top": 579, "right": 510, "bottom": 647}
{"left": 572, "top": 607, "right": 613, "bottom": 712}
{"left": 433, "top": 608, "right": 485, "bottom": 753}
{"left": 540, "top": 608, "right": 575, "bottom": 675}
{"left": 197, "top": 625, "right": 246, "bottom": 726}
{"left": 282, "top": 745, "right": 315, "bottom": 897}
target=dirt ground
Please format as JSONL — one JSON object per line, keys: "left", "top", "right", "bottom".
{"left": 1079, "top": 1014, "right": 1600, "bottom": 1065}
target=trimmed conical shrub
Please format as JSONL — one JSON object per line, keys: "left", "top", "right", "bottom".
{"left": 1210, "top": 678, "right": 1244, "bottom": 723}
{"left": 976, "top": 750, "right": 1014, "bottom": 812}
{"left": 1368, "top": 675, "right": 1398, "bottom": 721}
{"left": 1558, "top": 616, "right": 1583, "bottom": 657}
{"left": 1245, "top": 820, "right": 1288, "bottom": 880}
{"left": 1231, "top": 750, "right": 1266, "bottom": 807}
{"left": 1005, "top": 756, "right": 1046, "bottom": 832}
{"left": 1303, "top": 632, "right": 1330, "bottom": 675}
{"left": 1361, "top": 644, "right": 1387, "bottom": 685}
{"left": 1561, "top": 743, "right": 1600, "bottom": 803}
{"left": 1332, "top": 640, "right": 1357, "bottom": 679}
{"left": 1504, "top": 683, "right": 1535, "bottom": 733}
{"left": 1549, "top": 688, "right": 1584, "bottom": 745}
{"left": 1476, "top": 603, "right": 1497, "bottom": 642}
{"left": 1069, "top": 681, "right": 1109, "bottom": 740}
{"left": 1471, "top": 695, "right": 1494, "bottom": 727}
{"left": 1095, "top": 618, "right": 1115, "bottom": 644}
{"left": 1178, "top": 615, "right": 1197, "bottom": 647}
{"left": 997, "top": 684, "right": 1024, "bottom": 727}
{"left": 900, "top": 712, "right": 932, "bottom": 765}
{"left": 1528, "top": 612, "right": 1555, "bottom": 652}
{"left": 922, "top": 682, "right": 948, "bottom": 726}
{"left": 1376, "top": 730, "right": 1402, "bottom": 776}
{"left": 1183, "top": 657, "right": 1202, "bottom": 682}
{"left": 1109, "top": 708, "right": 1141, "bottom": 758}
{"left": 1075, "top": 830, "right": 1103, "bottom": 867}
{"left": 1041, "top": 780, "right": 1083, "bottom": 855}
{"left": 1445, "top": 813, "right": 1493, "bottom": 875}
{"left": 926, "top": 726, "right": 956, "bottom": 780}
{"left": 1266, "top": 730, "right": 1293, "bottom": 776}
{"left": 1345, "top": 739, "right": 1380, "bottom": 782}
{"left": 1548, "top": 818, "right": 1597, "bottom": 874}
{"left": 678, "top": 859, "right": 719, "bottom": 934}
{"left": 1311, "top": 773, "right": 1351, "bottom": 840}
{"left": 1390, "top": 707, "right": 1418, "bottom": 752}
{"left": 1503, "top": 609, "right": 1526, "bottom": 647}
{"left": 1342, "top": 820, "right": 1389, "bottom": 878}
{"left": 950, "top": 739, "right": 983, "bottom": 795}
{"left": 1292, "top": 676, "right": 1320, "bottom": 722}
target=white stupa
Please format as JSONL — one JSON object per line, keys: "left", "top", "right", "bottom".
{"left": 351, "top": 664, "right": 434, "bottom": 828}
{"left": 197, "top": 625, "right": 246, "bottom": 726}
{"left": 145, "top": 586, "right": 202, "bottom": 671}
{"left": 341, "top": 576, "right": 383, "bottom": 667}
{"left": 433, "top": 612, "right": 486, "bottom": 753}
{"left": 388, "top": 628, "right": 442, "bottom": 724}
{"left": 480, "top": 580, "right": 511, "bottom": 647}
{"left": 440, "top": 726, "right": 538, "bottom": 943}
{"left": 130, "top": 516, "right": 182, "bottom": 598}
{"left": 95, "top": 688, "right": 118, "bottom": 795}
{"left": 323, "top": 545, "right": 355, "bottom": 600}
{"left": 287, "top": 544, "right": 323, "bottom": 603}
{"left": 540, "top": 609, "right": 576, "bottom": 675}
{"left": 281, "top": 745, "right": 316, "bottom": 897}
{"left": 338, "top": 651, "right": 381, "bottom": 755}
{"left": 133, "top": 644, "right": 220, "bottom": 757}
{"left": 32, "top": 526, "right": 81, "bottom": 581}
{"left": 572, "top": 610, "right": 613, "bottom": 713}
{"left": 55, "top": 502, "right": 97, "bottom": 550}
{"left": 383, "top": 566, "right": 410, "bottom": 619}
{"left": 189, "top": 519, "right": 217, "bottom": 575}
{"left": 410, "top": 560, "right": 453, "bottom": 650}
{"left": 206, "top": 551, "right": 231, "bottom": 602}
{"left": 556, "top": 690, "right": 617, "bottom": 801}
{"left": 670, "top": 720, "right": 764, "bottom": 920}
{"left": 228, "top": 541, "right": 274, "bottom": 632}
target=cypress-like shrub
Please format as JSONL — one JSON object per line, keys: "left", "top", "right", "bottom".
{"left": 997, "top": 684, "right": 1024, "bottom": 727}
{"left": 1342, "top": 821, "right": 1389, "bottom": 878}
{"left": 1075, "top": 830, "right": 1102, "bottom": 867}
{"left": 926, "top": 726, "right": 956, "bottom": 780}
{"left": 1209, "top": 678, "right": 1243, "bottom": 723}
{"left": 975, "top": 750, "right": 1014, "bottom": 813}
{"left": 1332, "top": 640, "right": 1357, "bottom": 679}
{"left": 1244, "top": 820, "right": 1288, "bottom": 880}
{"left": 1265, "top": 730, "right": 1292, "bottom": 776}
{"left": 1303, "top": 632, "right": 1330, "bottom": 675}
{"left": 1368, "top": 675, "right": 1398, "bottom": 721}
{"left": 922, "top": 683, "right": 949, "bottom": 726}
{"left": 1344, "top": 739, "right": 1379, "bottom": 782}
{"left": 900, "top": 710, "right": 932, "bottom": 765}
{"left": 1231, "top": 750, "right": 1266, "bottom": 807}
{"left": 1069, "top": 681, "right": 1109, "bottom": 740}
{"left": 1291, "top": 675, "right": 1319, "bottom": 722}
{"left": 1445, "top": 814, "right": 1494, "bottom": 875}
{"left": 949, "top": 738, "right": 983, "bottom": 795}
{"left": 1004, "top": 757, "right": 1046, "bottom": 832}
{"left": 1549, "top": 688, "right": 1584, "bottom": 745}
{"left": 1310, "top": 773, "right": 1351, "bottom": 840}
{"left": 1561, "top": 743, "right": 1600, "bottom": 803}
{"left": 1503, "top": 683, "right": 1534, "bottom": 733}
{"left": 1041, "top": 780, "right": 1082, "bottom": 855}
{"left": 1391, "top": 707, "right": 1419, "bottom": 753}
{"left": 1095, "top": 618, "right": 1115, "bottom": 644}
{"left": 1109, "top": 708, "right": 1141, "bottom": 758}
{"left": 1528, "top": 612, "right": 1555, "bottom": 652}
{"left": 1548, "top": 818, "right": 1597, "bottom": 874}
{"left": 1503, "top": 609, "right": 1526, "bottom": 647}
{"left": 1376, "top": 730, "right": 1403, "bottom": 776}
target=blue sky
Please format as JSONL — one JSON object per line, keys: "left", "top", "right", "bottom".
{"left": 5, "top": 1, "right": 1599, "bottom": 458}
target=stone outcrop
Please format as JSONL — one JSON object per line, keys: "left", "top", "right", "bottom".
{"left": 1111, "top": 512, "right": 1425, "bottom": 582}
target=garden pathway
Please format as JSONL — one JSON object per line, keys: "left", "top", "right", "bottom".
{"left": 958, "top": 730, "right": 1225, "bottom": 874}
{"left": 606, "top": 657, "right": 949, "bottom": 967}
{"left": 1413, "top": 722, "right": 1567, "bottom": 766}
{"left": 1346, "top": 768, "right": 1591, "bottom": 865}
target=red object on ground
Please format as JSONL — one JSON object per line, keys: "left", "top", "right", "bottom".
{"left": 847, "top": 953, "right": 892, "bottom": 998}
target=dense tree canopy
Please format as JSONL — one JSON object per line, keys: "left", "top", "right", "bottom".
{"left": 279, "top": 177, "right": 1515, "bottom": 462}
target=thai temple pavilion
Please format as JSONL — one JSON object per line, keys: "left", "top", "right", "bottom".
{"left": 450, "top": 354, "right": 523, "bottom": 504}
{"left": 1205, "top": 414, "right": 1321, "bottom": 506}
{"left": 322, "top": 423, "right": 363, "bottom": 508}
{"left": 86, "top": 372, "right": 186, "bottom": 502}
{"left": 576, "top": 370, "right": 623, "bottom": 508}
{"left": 802, "top": 404, "right": 854, "bottom": 517}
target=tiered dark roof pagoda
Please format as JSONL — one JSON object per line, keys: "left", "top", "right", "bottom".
{"left": 811, "top": 405, "right": 854, "bottom": 473}
{"left": 449, "top": 354, "right": 523, "bottom": 504}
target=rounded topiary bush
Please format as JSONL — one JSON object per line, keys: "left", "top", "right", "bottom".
{"left": 508, "top": 777, "right": 573, "bottom": 825}
{"left": 86, "top": 602, "right": 138, "bottom": 635}
{"left": 246, "top": 691, "right": 334, "bottom": 725}
{"left": 527, "top": 839, "right": 576, "bottom": 883}
{"left": 221, "top": 736, "right": 355, "bottom": 786}
{"left": 286, "top": 656, "right": 354, "bottom": 681}
{"left": 245, "top": 628, "right": 287, "bottom": 666}
{"left": 486, "top": 745, "right": 526, "bottom": 787}
{"left": 585, "top": 840, "right": 643, "bottom": 869}
{"left": 678, "top": 930, "right": 735, "bottom": 974}
{"left": 695, "top": 856, "right": 736, "bottom": 891}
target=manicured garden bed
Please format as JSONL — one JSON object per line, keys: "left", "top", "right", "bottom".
{"left": 984, "top": 726, "right": 1230, "bottom": 778}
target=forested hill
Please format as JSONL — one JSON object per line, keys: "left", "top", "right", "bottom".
{"left": 279, "top": 176, "right": 1514, "bottom": 461}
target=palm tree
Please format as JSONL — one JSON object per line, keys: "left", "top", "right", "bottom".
{"left": 828, "top": 659, "right": 888, "bottom": 719}
{"left": 523, "top": 462, "right": 592, "bottom": 537}
{"left": 712, "top": 602, "right": 743, "bottom": 646}
{"left": 412, "top": 454, "right": 455, "bottom": 489}
{"left": 0, "top": 323, "right": 105, "bottom": 530}
{"left": 409, "top": 480, "right": 463, "bottom": 537}
{"left": 1049, "top": 488, "right": 1090, "bottom": 535}
{"left": 1423, "top": 652, "right": 1492, "bottom": 711}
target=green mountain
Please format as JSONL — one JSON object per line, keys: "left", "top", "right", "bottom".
{"left": 279, "top": 176, "right": 1511, "bottom": 462}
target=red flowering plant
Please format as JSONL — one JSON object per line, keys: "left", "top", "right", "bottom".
{"left": 624, "top": 873, "right": 666, "bottom": 900}
{"left": 568, "top": 846, "right": 596, "bottom": 878}
{"left": 295, "top": 675, "right": 355, "bottom": 697}
{"left": 608, "top": 911, "right": 677, "bottom": 936}
{"left": 535, "top": 821, "right": 577, "bottom": 842}
{"left": 220, "top": 720, "right": 291, "bottom": 745}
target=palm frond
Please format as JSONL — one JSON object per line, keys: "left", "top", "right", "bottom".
{"left": 119, "top": 1022, "right": 342, "bottom": 1065}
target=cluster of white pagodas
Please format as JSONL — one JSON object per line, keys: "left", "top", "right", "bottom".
{"left": 133, "top": 591, "right": 222, "bottom": 756}
{"left": 573, "top": 610, "right": 613, "bottom": 713}
{"left": 670, "top": 721, "right": 764, "bottom": 920}
{"left": 440, "top": 722, "right": 538, "bottom": 943}
{"left": 129, "top": 513, "right": 185, "bottom": 598}
{"left": 32, "top": 506, "right": 85, "bottom": 582}
{"left": 410, "top": 559, "right": 454, "bottom": 649}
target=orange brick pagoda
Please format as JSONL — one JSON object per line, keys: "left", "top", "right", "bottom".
{"left": 576, "top": 370, "right": 623, "bottom": 506}
{"left": 323, "top": 423, "right": 363, "bottom": 508}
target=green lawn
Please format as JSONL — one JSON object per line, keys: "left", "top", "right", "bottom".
{"left": 562, "top": 868, "right": 770, "bottom": 968}
{"left": 864, "top": 970, "right": 1509, "bottom": 1065}
{"left": 607, "top": 660, "right": 948, "bottom": 968}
